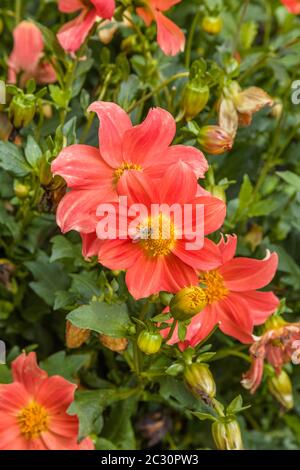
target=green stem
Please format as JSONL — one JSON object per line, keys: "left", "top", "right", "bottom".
{"left": 185, "top": 10, "right": 201, "bottom": 69}
{"left": 127, "top": 72, "right": 189, "bottom": 113}
{"left": 165, "top": 319, "right": 177, "bottom": 343}
{"left": 232, "top": 0, "right": 250, "bottom": 55}
{"left": 15, "top": 0, "right": 21, "bottom": 25}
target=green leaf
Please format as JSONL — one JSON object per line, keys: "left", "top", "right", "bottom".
{"left": 238, "top": 174, "right": 253, "bottom": 210}
{"left": 0, "top": 365, "right": 12, "bottom": 384}
{"left": 25, "top": 136, "right": 42, "bottom": 169}
{"left": 193, "top": 411, "right": 217, "bottom": 422}
{"left": 277, "top": 171, "right": 300, "bottom": 192}
{"left": 40, "top": 351, "right": 90, "bottom": 382}
{"left": 25, "top": 252, "right": 70, "bottom": 306}
{"left": 102, "top": 397, "right": 137, "bottom": 450}
{"left": 50, "top": 235, "right": 78, "bottom": 262}
{"left": 0, "top": 142, "right": 30, "bottom": 177}
{"left": 67, "top": 301, "right": 131, "bottom": 337}
{"left": 96, "top": 438, "right": 118, "bottom": 451}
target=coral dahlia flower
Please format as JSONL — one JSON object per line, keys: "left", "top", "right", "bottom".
{"left": 136, "top": 0, "right": 185, "bottom": 56}
{"left": 280, "top": 0, "right": 300, "bottom": 14}
{"left": 8, "top": 21, "right": 56, "bottom": 87}
{"left": 57, "top": 0, "right": 115, "bottom": 53}
{"left": 242, "top": 315, "right": 300, "bottom": 394}
{"left": 93, "top": 163, "right": 226, "bottom": 299}
{"left": 52, "top": 101, "right": 208, "bottom": 235}
{"left": 162, "top": 235, "right": 279, "bottom": 345}
{"left": 0, "top": 352, "right": 94, "bottom": 450}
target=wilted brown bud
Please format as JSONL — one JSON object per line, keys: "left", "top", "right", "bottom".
{"left": 66, "top": 321, "right": 90, "bottom": 349}
{"left": 0, "top": 259, "right": 15, "bottom": 290}
{"left": 136, "top": 411, "right": 172, "bottom": 447}
{"left": 98, "top": 20, "right": 118, "bottom": 44}
{"left": 198, "top": 125, "right": 233, "bottom": 155}
{"left": 99, "top": 335, "right": 128, "bottom": 352}
{"left": 233, "top": 86, "right": 273, "bottom": 115}
{"left": 0, "top": 113, "right": 13, "bottom": 141}
{"left": 218, "top": 97, "right": 238, "bottom": 137}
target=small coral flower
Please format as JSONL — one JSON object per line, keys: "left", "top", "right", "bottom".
{"left": 242, "top": 315, "right": 300, "bottom": 394}
{"left": 136, "top": 0, "right": 185, "bottom": 55}
{"left": 162, "top": 235, "right": 279, "bottom": 346}
{"left": 57, "top": 0, "right": 115, "bottom": 53}
{"left": 0, "top": 352, "right": 94, "bottom": 450}
{"left": 52, "top": 101, "right": 208, "bottom": 235}
{"left": 198, "top": 125, "right": 233, "bottom": 155}
{"left": 8, "top": 21, "right": 56, "bottom": 87}
{"left": 281, "top": 0, "right": 300, "bottom": 14}
{"left": 94, "top": 163, "right": 226, "bottom": 299}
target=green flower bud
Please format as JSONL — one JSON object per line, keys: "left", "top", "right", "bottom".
{"left": 9, "top": 93, "right": 36, "bottom": 129}
{"left": 268, "top": 370, "right": 294, "bottom": 410}
{"left": 212, "top": 420, "right": 244, "bottom": 450}
{"left": 184, "top": 363, "right": 216, "bottom": 399}
{"left": 159, "top": 291, "right": 174, "bottom": 306}
{"left": 202, "top": 16, "right": 223, "bottom": 35}
{"left": 14, "top": 182, "right": 30, "bottom": 199}
{"left": 170, "top": 286, "right": 207, "bottom": 321}
{"left": 137, "top": 330, "right": 162, "bottom": 355}
{"left": 181, "top": 83, "right": 210, "bottom": 121}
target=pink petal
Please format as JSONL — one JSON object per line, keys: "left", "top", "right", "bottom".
{"left": 88, "top": 101, "right": 132, "bottom": 167}
{"left": 194, "top": 195, "right": 226, "bottom": 235}
{"left": 126, "top": 252, "right": 198, "bottom": 299}
{"left": 158, "top": 160, "right": 198, "bottom": 205}
{"left": 11, "top": 352, "right": 48, "bottom": 395}
{"left": 241, "top": 357, "right": 264, "bottom": 394}
{"left": 122, "top": 108, "right": 176, "bottom": 166}
{"left": 0, "top": 383, "right": 30, "bottom": 412}
{"left": 51, "top": 145, "right": 113, "bottom": 189}
{"left": 117, "top": 170, "right": 156, "bottom": 207}
{"left": 172, "top": 238, "right": 222, "bottom": 271}
{"left": 57, "top": 9, "right": 97, "bottom": 53}
{"left": 154, "top": 11, "right": 185, "bottom": 56}
{"left": 152, "top": 0, "right": 182, "bottom": 10}
{"left": 240, "top": 290, "right": 280, "bottom": 325}
{"left": 217, "top": 234, "right": 237, "bottom": 264}
{"left": 8, "top": 21, "right": 43, "bottom": 74}
{"left": 218, "top": 293, "right": 254, "bottom": 343}
{"left": 147, "top": 145, "right": 208, "bottom": 179}
{"left": 41, "top": 431, "right": 78, "bottom": 450}
{"left": 32, "top": 62, "right": 57, "bottom": 85}
{"left": 91, "top": 0, "right": 115, "bottom": 18}
{"left": 81, "top": 232, "right": 102, "bottom": 257}
{"left": 281, "top": 0, "right": 300, "bottom": 14}
{"left": 78, "top": 437, "right": 95, "bottom": 450}
{"left": 58, "top": 0, "right": 83, "bottom": 13}
{"left": 98, "top": 239, "right": 141, "bottom": 270}
{"left": 28, "top": 438, "right": 49, "bottom": 450}
{"left": 48, "top": 414, "right": 79, "bottom": 440}
{"left": 188, "top": 305, "right": 218, "bottom": 347}
{"left": 136, "top": 7, "right": 154, "bottom": 26}
{"left": 36, "top": 376, "right": 76, "bottom": 413}
{"left": 56, "top": 189, "right": 108, "bottom": 233}
{"left": 219, "top": 251, "right": 278, "bottom": 292}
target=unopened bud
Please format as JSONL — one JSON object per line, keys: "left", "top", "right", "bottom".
{"left": 99, "top": 334, "right": 128, "bottom": 352}
{"left": 137, "top": 330, "right": 162, "bottom": 355}
{"left": 181, "top": 83, "right": 210, "bottom": 121}
{"left": 202, "top": 16, "right": 223, "bottom": 35}
{"left": 270, "top": 99, "right": 283, "bottom": 119}
{"left": 170, "top": 286, "right": 207, "bottom": 321}
{"left": 14, "top": 182, "right": 29, "bottom": 199}
{"left": 184, "top": 363, "right": 216, "bottom": 399}
{"left": 9, "top": 93, "right": 36, "bottom": 128}
{"left": 66, "top": 321, "right": 90, "bottom": 349}
{"left": 268, "top": 370, "right": 294, "bottom": 410}
{"left": 159, "top": 292, "right": 174, "bottom": 306}
{"left": 212, "top": 420, "right": 244, "bottom": 450}
{"left": 198, "top": 125, "right": 233, "bottom": 155}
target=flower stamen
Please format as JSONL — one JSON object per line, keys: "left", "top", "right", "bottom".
{"left": 17, "top": 401, "right": 49, "bottom": 440}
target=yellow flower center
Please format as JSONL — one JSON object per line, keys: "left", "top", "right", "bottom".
{"left": 113, "top": 162, "right": 142, "bottom": 185}
{"left": 17, "top": 401, "right": 49, "bottom": 440}
{"left": 139, "top": 213, "right": 176, "bottom": 257}
{"left": 200, "top": 270, "right": 229, "bottom": 304}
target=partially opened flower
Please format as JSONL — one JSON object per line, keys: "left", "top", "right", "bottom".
{"left": 162, "top": 235, "right": 279, "bottom": 346}
{"left": 136, "top": 0, "right": 185, "bottom": 55}
{"left": 219, "top": 82, "right": 273, "bottom": 137}
{"left": 94, "top": 163, "right": 226, "bottom": 299}
{"left": 0, "top": 352, "right": 94, "bottom": 450}
{"left": 8, "top": 21, "right": 56, "bottom": 87}
{"left": 52, "top": 101, "right": 208, "bottom": 235}
{"left": 280, "top": 0, "right": 300, "bottom": 14}
{"left": 57, "top": 0, "right": 115, "bottom": 53}
{"left": 241, "top": 315, "right": 300, "bottom": 394}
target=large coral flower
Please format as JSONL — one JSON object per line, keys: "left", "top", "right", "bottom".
{"left": 93, "top": 163, "right": 226, "bottom": 299}
{"left": 57, "top": 0, "right": 115, "bottom": 53}
{"left": 242, "top": 315, "right": 300, "bottom": 394}
{"left": 52, "top": 101, "right": 208, "bottom": 235}
{"left": 8, "top": 21, "right": 56, "bottom": 87}
{"left": 136, "top": 0, "right": 185, "bottom": 55}
{"left": 163, "top": 235, "right": 279, "bottom": 345}
{"left": 281, "top": 0, "right": 300, "bottom": 14}
{"left": 0, "top": 352, "right": 94, "bottom": 450}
